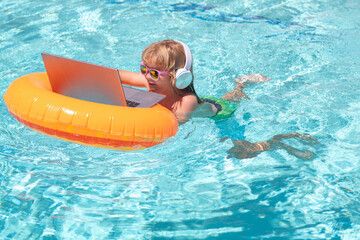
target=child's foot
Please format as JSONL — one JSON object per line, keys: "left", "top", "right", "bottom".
{"left": 234, "top": 74, "right": 271, "bottom": 87}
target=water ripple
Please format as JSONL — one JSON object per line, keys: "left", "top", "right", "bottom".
{"left": 1, "top": 0, "right": 360, "bottom": 239}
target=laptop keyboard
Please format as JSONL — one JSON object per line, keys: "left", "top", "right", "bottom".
{"left": 126, "top": 100, "right": 140, "bottom": 107}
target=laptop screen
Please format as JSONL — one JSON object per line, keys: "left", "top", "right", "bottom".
{"left": 42, "top": 53, "right": 127, "bottom": 106}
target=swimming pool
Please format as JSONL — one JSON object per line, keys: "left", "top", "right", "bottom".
{"left": 1, "top": 0, "right": 360, "bottom": 239}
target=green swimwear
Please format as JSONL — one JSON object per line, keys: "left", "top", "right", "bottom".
{"left": 200, "top": 96, "right": 238, "bottom": 120}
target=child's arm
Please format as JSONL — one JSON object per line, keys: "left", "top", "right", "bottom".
{"left": 175, "top": 97, "right": 218, "bottom": 124}
{"left": 117, "top": 69, "right": 149, "bottom": 89}
{"left": 191, "top": 102, "right": 218, "bottom": 118}
{"left": 172, "top": 95, "right": 200, "bottom": 124}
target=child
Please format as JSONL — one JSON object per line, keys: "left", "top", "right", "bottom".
{"left": 118, "top": 39, "right": 219, "bottom": 123}
{"left": 118, "top": 39, "right": 318, "bottom": 159}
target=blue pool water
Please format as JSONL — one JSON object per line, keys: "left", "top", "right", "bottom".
{"left": 1, "top": 0, "right": 360, "bottom": 239}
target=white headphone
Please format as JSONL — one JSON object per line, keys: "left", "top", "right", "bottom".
{"left": 175, "top": 40, "right": 193, "bottom": 89}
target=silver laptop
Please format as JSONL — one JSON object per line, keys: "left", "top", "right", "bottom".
{"left": 41, "top": 53, "right": 166, "bottom": 108}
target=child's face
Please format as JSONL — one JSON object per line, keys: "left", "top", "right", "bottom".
{"left": 143, "top": 61, "right": 172, "bottom": 94}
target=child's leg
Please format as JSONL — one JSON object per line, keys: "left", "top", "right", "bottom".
{"left": 222, "top": 74, "right": 271, "bottom": 103}
{"left": 277, "top": 142, "right": 315, "bottom": 160}
{"left": 223, "top": 133, "right": 317, "bottom": 160}
{"left": 267, "top": 133, "right": 319, "bottom": 145}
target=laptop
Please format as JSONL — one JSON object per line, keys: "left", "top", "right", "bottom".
{"left": 41, "top": 53, "right": 166, "bottom": 108}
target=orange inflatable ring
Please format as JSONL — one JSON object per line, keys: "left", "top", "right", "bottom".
{"left": 3, "top": 72, "right": 178, "bottom": 151}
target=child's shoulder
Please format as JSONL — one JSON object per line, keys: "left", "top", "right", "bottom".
{"left": 180, "top": 93, "right": 198, "bottom": 110}
{"left": 171, "top": 93, "right": 198, "bottom": 124}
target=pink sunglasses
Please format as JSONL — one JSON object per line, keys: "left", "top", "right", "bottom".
{"left": 140, "top": 62, "right": 169, "bottom": 81}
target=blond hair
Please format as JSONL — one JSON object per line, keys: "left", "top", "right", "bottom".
{"left": 142, "top": 40, "right": 201, "bottom": 103}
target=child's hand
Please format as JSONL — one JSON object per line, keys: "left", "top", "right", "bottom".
{"left": 222, "top": 88, "right": 249, "bottom": 103}
{"left": 222, "top": 74, "right": 270, "bottom": 103}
